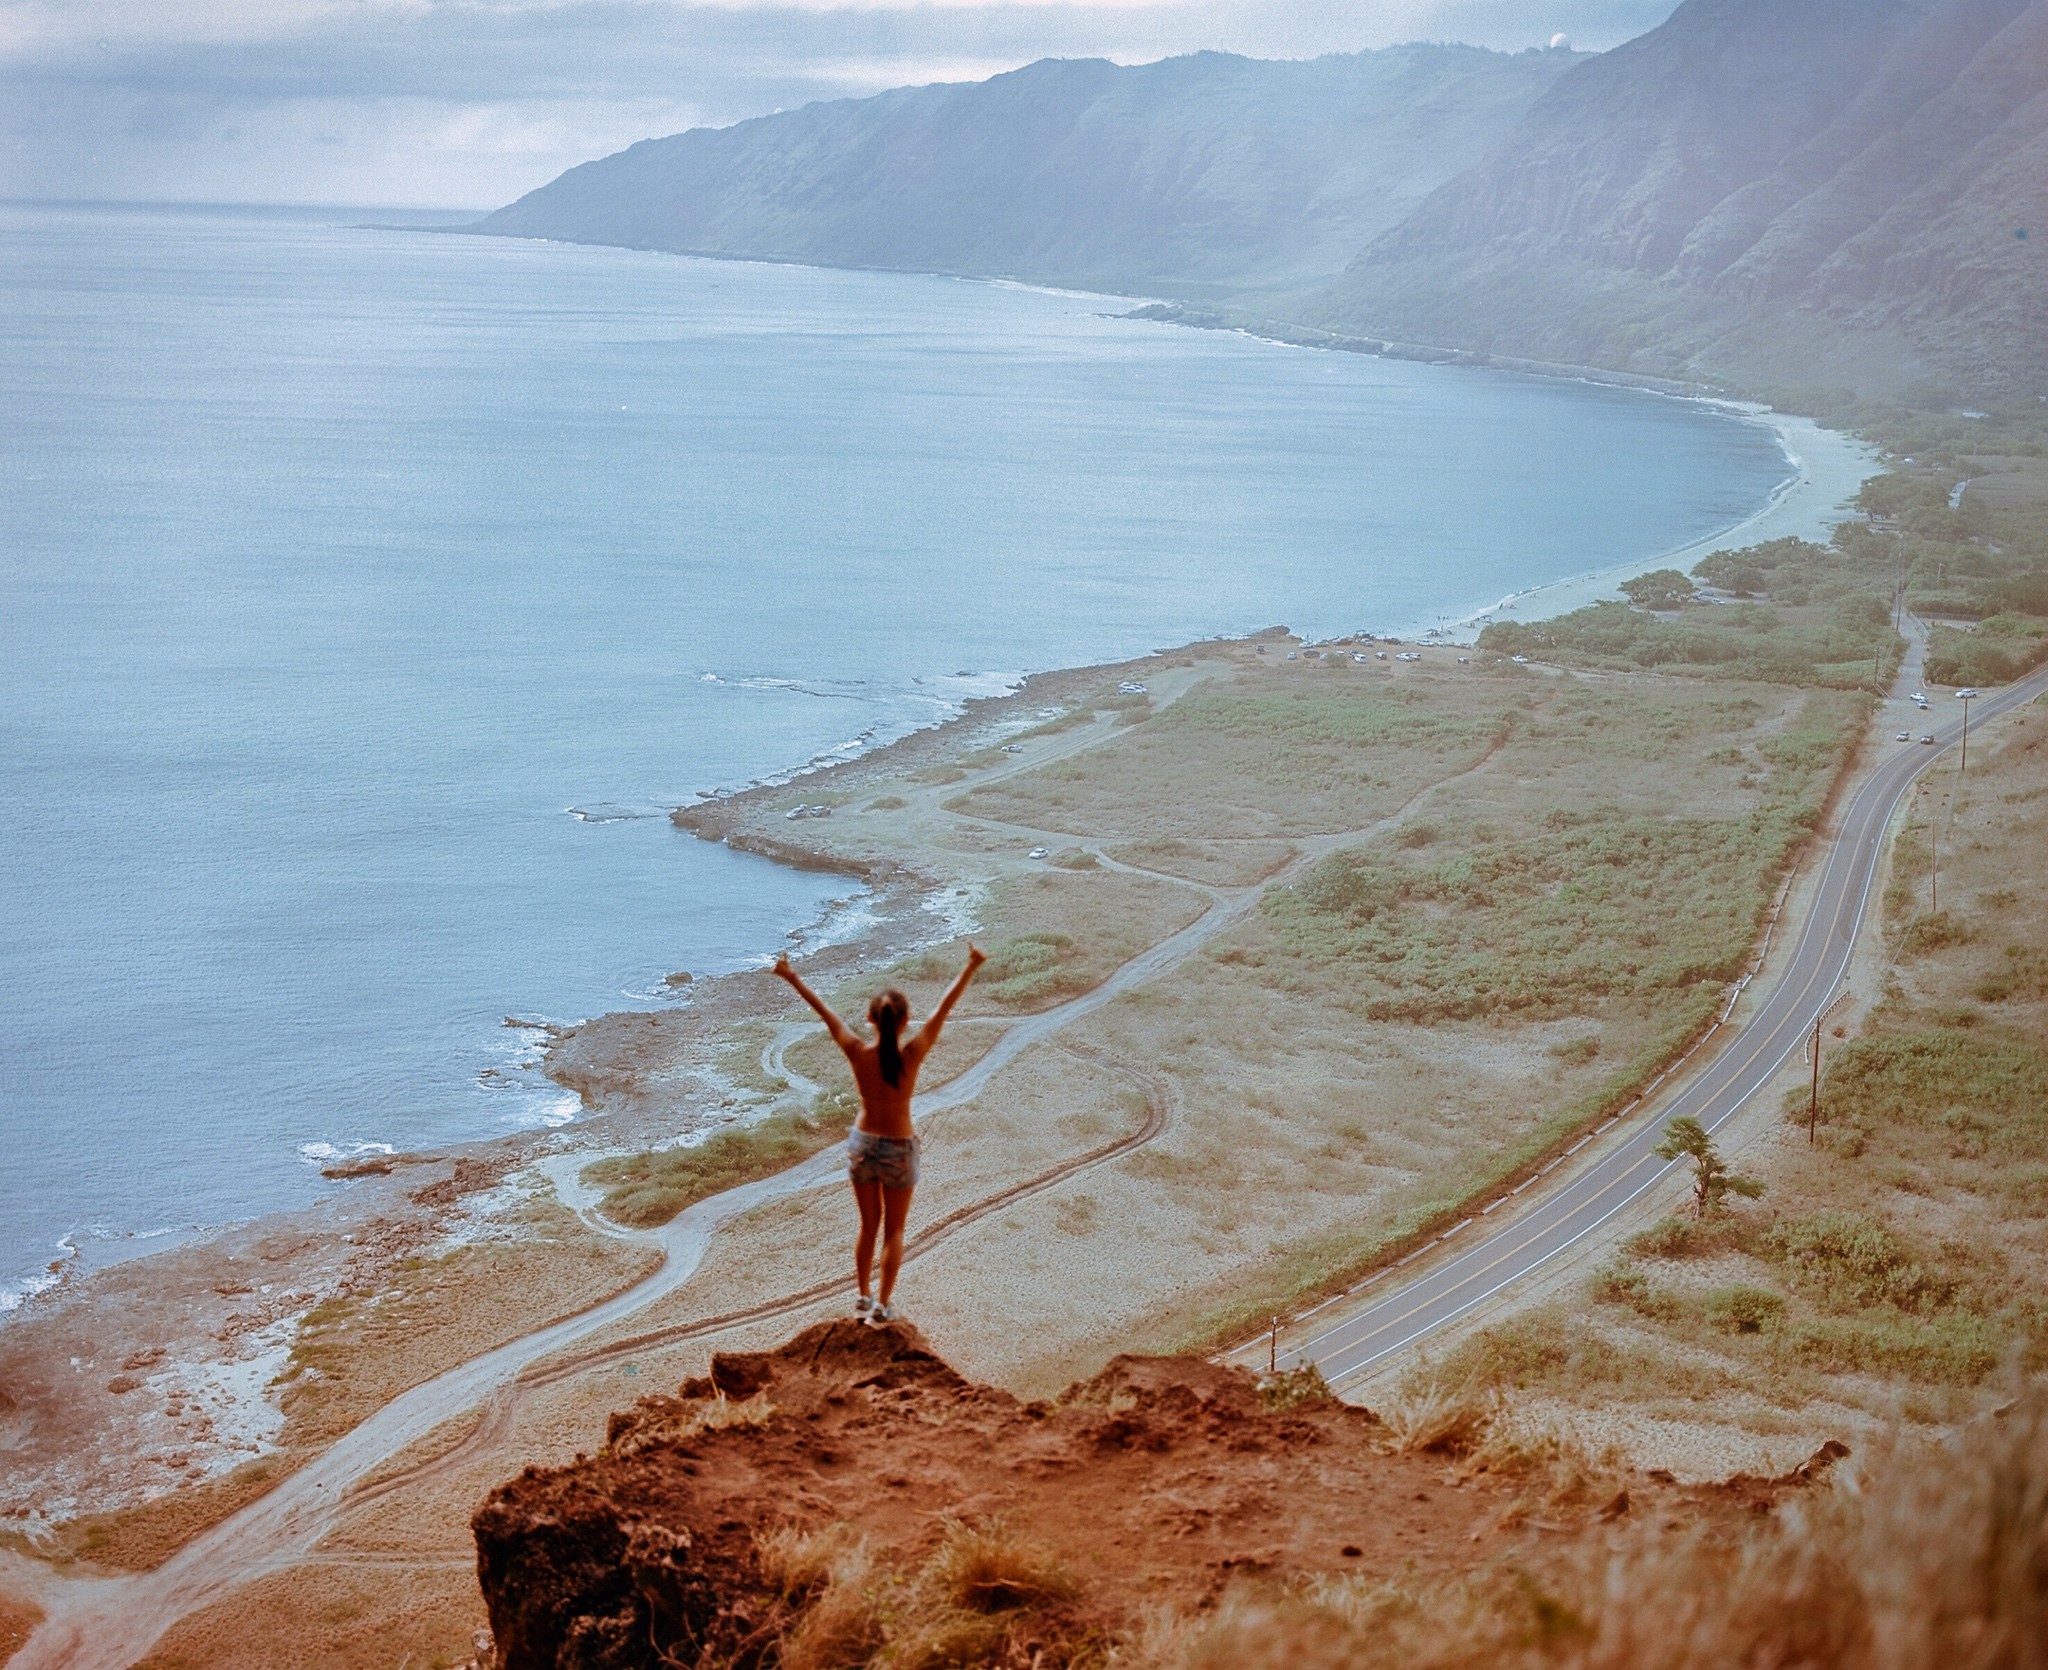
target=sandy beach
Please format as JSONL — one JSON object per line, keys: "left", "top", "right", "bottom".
{"left": 1402, "top": 406, "right": 1879, "bottom": 643}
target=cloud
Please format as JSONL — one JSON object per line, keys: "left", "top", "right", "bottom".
{"left": 3, "top": 0, "right": 1680, "bottom": 207}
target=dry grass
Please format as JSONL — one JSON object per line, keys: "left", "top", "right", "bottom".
{"left": 277, "top": 1200, "right": 661, "bottom": 1443}
{"left": 1111, "top": 1384, "right": 2048, "bottom": 1670}
{"left": 128, "top": 1559, "right": 485, "bottom": 1670}
{"left": 949, "top": 674, "right": 1522, "bottom": 841}
{"left": 760, "top": 1517, "right": 1086, "bottom": 1670}
{"left": 1106, "top": 837, "right": 1298, "bottom": 887}
{"left": 1375, "top": 1376, "right": 1499, "bottom": 1457}
{"left": 53, "top": 1451, "right": 300, "bottom": 1572}
{"left": 0, "top": 1596, "right": 44, "bottom": 1665}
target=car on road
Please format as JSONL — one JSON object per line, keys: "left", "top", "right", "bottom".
{"left": 1921, "top": 734, "right": 1936, "bottom": 744}
{"left": 1897, "top": 731, "right": 1913, "bottom": 741}
{"left": 1957, "top": 687, "right": 1980, "bottom": 699}
{"left": 1002, "top": 743, "right": 1024, "bottom": 753}
{"left": 1028, "top": 846, "right": 1050, "bottom": 859}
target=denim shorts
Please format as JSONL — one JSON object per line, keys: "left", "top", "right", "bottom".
{"left": 847, "top": 1127, "right": 920, "bottom": 1189}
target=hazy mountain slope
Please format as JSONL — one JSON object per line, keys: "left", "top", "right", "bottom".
{"left": 473, "top": 45, "right": 1583, "bottom": 296}
{"left": 1318, "top": 0, "right": 2048, "bottom": 400}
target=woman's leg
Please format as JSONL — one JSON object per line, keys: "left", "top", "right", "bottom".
{"left": 852, "top": 1177, "right": 883, "bottom": 1298}
{"left": 877, "top": 1185, "right": 914, "bottom": 1307}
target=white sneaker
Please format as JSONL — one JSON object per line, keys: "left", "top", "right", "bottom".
{"left": 854, "top": 1293, "right": 875, "bottom": 1317}
{"left": 866, "top": 1301, "right": 901, "bottom": 1326}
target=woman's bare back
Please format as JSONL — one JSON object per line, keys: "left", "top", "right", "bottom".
{"left": 773, "top": 945, "right": 986, "bottom": 1140}
{"left": 838, "top": 1033, "right": 926, "bottom": 1138}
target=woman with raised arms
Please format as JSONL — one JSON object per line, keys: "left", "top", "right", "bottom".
{"left": 772, "top": 944, "right": 986, "bottom": 1325}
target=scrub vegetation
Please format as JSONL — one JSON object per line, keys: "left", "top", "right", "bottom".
{"left": 1421, "top": 693, "right": 2048, "bottom": 1460}
{"left": 950, "top": 684, "right": 1520, "bottom": 840}
{"left": 584, "top": 1101, "right": 858, "bottom": 1230}
{"left": 1481, "top": 538, "right": 1906, "bottom": 686}
{"left": 1484, "top": 416, "right": 2048, "bottom": 693}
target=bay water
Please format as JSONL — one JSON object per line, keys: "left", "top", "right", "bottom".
{"left": 1, "top": 201, "right": 1803, "bottom": 1304}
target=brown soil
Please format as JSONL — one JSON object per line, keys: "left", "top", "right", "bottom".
{"left": 0, "top": 1598, "right": 43, "bottom": 1667}
{"left": 471, "top": 1320, "right": 1839, "bottom": 1670}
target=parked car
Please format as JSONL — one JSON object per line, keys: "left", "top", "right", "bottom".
{"left": 1897, "top": 732, "right": 1912, "bottom": 741}
{"left": 1028, "top": 846, "right": 1050, "bottom": 859}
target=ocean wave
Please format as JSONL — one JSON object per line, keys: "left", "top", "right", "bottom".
{"left": 1, "top": 1237, "right": 77, "bottom": 1314}
{"left": 684, "top": 670, "right": 1025, "bottom": 803}
{"left": 297, "top": 1139, "right": 396, "bottom": 1166}
{"left": 565, "top": 803, "right": 666, "bottom": 823}
{"left": 770, "top": 890, "right": 885, "bottom": 966}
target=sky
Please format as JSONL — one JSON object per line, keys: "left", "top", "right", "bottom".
{"left": 4, "top": 0, "right": 1682, "bottom": 210}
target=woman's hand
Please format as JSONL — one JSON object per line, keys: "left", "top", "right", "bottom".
{"left": 773, "top": 954, "right": 795, "bottom": 982}
{"left": 965, "top": 941, "right": 987, "bottom": 972}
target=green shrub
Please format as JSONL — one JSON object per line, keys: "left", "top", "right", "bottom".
{"left": 1974, "top": 945, "right": 2048, "bottom": 1003}
{"left": 1766, "top": 1212, "right": 1952, "bottom": 1315}
{"left": 1591, "top": 1260, "right": 1678, "bottom": 1320}
{"left": 1702, "top": 1285, "right": 1786, "bottom": 1335}
{"left": 1266, "top": 806, "right": 1812, "bottom": 1022}
{"left": 1815, "top": 1029, "right": 2048, "bottom": 1160}
{"left": 1924, "top": 614, "right": 2048, "bottom": 686}
{"left": 1621, "top": 568, "right": 1699, "bottom": 609}
{"left": 980, "top": 932, "right": 1093, "bottom": 1009}
{"left": 1782, "top": 1310, "right": 2005, "bottom": 1384}
{"left": 584, "top": 1101, "right": 857, "bottom": 1228}
{"left": 1624, "top": 1214, "right": 1754, "bottom": 1260}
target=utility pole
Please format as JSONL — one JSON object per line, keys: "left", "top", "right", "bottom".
{"left": 1931, "top": 819, "right": 1939, "bottom": 916}
{"left": 1959, "top": 691, "right": 1975, "bottom": 774}
{"left": 1809, "top": 1013, "right": 1823, "bottom": 1145}
{"left": 1269, "top": 1317, "right": 1279, "bottom": 1376}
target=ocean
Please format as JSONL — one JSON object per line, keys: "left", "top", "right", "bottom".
{"left": 1, "top": 200, "right": 1815, "bottom": 1305}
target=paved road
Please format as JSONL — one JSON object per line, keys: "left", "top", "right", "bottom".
{"left": 1266, "top": 655, "right": 2048, "bottom": 1390}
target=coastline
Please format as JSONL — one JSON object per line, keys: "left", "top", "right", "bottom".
{"left": 0, "top": 269, "right": 1887, "bottom": 1567}
{"left": 0, "top": 380, "right": 1874, "bottom": 1328}
{"left": 1415, "top": 406, "right": 1880, "bottom": 643}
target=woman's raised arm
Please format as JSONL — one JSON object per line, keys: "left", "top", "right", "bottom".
{"left": 913, "top": 943, "right": 986, "bottom": 1054}
{"left": 773, "top": 955, "right": 854, "bottom": 1046}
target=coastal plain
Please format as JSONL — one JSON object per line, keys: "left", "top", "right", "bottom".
{"left": 7, "top": 478, "right": 2047, "bottom": 1664}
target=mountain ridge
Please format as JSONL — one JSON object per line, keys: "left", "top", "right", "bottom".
{"left": 474, "top": 43, "right": 1585, "bottom": 299}
{"left": 1317, "top": 0, "right": 2048, "bottom": 400}
{"left": 475, "top": 0, "right": 2048, "bottom": 403}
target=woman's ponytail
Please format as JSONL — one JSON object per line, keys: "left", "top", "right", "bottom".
{"left": 869, "top": 989, "right": 910, "bottom": 1086}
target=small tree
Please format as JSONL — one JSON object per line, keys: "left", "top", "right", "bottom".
{"left": 1654, "top": 1116, "right": 1763, "bottom": 1219}
{"left": 1620, "top": 568, "right": 1698, "bottom": 610}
